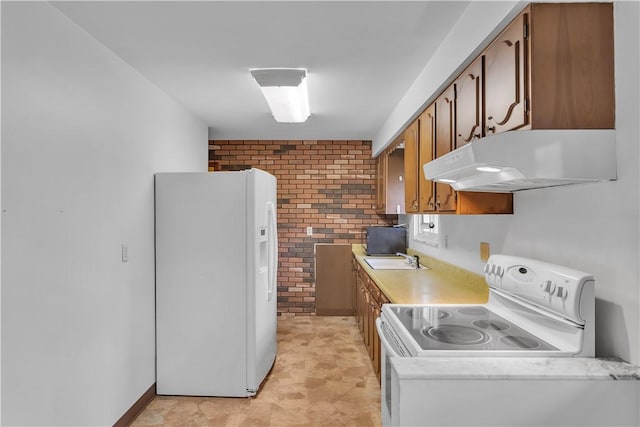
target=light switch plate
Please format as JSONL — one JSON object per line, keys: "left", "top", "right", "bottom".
{"left": 122, "top": 243, "right": 129, "bottom": 263}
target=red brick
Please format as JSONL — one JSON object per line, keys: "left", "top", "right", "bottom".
{"left": 211, "top": 139, "right": 397, "bottom": 314}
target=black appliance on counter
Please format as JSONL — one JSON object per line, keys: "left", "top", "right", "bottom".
{"left": 365, "top": 226, "right": 407, "bottom": 256}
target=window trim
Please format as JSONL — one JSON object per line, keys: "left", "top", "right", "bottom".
{"left": 413, "top": 214, "right": 439, "bottom": 248}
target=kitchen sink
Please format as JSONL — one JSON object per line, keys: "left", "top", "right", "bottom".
{"left": 364, "top": 257, "right": 429, "bottom": 270}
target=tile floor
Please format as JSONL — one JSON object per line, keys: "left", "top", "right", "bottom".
{"left": 131, "top": 316, "right": 382, "bottom": 426}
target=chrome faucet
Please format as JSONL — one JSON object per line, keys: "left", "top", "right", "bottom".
{"left": 396, "top": 252, "right": 421, "bottom": 269}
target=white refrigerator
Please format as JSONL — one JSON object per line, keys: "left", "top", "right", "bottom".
{"left": 155, "top": 169, "right": 278, "bottom": 396}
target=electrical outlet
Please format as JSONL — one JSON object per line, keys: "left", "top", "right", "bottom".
{"left": 306, "top": 226, "right": 313, "bottom": 236}
{"left": 480, "top": 242, "right": 490, "bottom": 262}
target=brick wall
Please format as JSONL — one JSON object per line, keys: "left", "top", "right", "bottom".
{"left": 209, "top": 140, "right": 397, "bottom": 315}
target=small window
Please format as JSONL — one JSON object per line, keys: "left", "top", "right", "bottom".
{"left": 413, "top": 214, "right": 439, "bottom": 247}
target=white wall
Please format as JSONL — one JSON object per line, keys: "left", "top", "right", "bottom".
{"left": 1, "top": 2, "right": 206, "bottom": 426}
{"left": 406, "top": 2, "right": 640, "bottom": 365}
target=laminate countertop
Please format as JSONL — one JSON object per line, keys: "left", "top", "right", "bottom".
{"left": 351, "top": 244, "right": 489, "bottom": 305}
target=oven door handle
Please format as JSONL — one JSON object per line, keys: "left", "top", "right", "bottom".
{"left": 376, "top": 317, "right": 403, "bottom": 357}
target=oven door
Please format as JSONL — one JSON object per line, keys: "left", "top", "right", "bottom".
{"left": 376, "top": 316, "right": 409, "bottom": 427}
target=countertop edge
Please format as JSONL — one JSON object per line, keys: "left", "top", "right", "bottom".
{"left": 391, "top": 357, "right": 640, "bottom": 381}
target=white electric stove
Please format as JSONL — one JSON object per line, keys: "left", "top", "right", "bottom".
{"left": 376, "top": 254, "right": 596, "bottom": 426}
{"left": 379, "top": 254, "right": 595, "bottom": 358}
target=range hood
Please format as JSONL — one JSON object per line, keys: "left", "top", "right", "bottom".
{"left": 422, "top": 130, "right": 617, "bottom": 193}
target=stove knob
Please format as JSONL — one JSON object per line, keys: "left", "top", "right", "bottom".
{"left": 556, "top": 286, "right": 568, "bottom": 299}
{"left": 497, "top": 266, "right": 504, "bottom": 277}
{"left": 543, "top": 280, "right": 557, "bottom": 294}
{"left": 483, "top": 263, "right": 491, "bottom": 274}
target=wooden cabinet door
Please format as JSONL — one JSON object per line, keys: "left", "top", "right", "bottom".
{"left": 386, "top": 144, "right": 405, "bottom": 214}
{"left": 357, "top": 271, "right": 367, "bottom": 334}
{"left": 368, "top": 301, "right": 376, "bottom": 362}
{"left": 418, "top": 105, "right": 436, "bottom": 212}
{"left": 403, "top": 120, "right": 419, "bottom": 213}
{"left": 435, "top": 85, "right": 455, "bottom": 158}
{"left": 484, "top": 11, "right": 529, "bottom": 135}
{"left": 529, "top": 3, "right": 614, "bottom": 129}
{"left": 372, "top": 303, "right": 380, "bottom": 375}
{"left": 375, "top": 153, "right": 387, "bottom": 213}
{"left": 435, "top": 86, "right": 457, "bottom": 212}
{"left": 352, "top": 257, "right": 359, "bottom": 317}
{"left": 362, "top": 283, "right": 370, "bottom": 348}
{"left": 455, "top": 57, "right": 484, "bottom": 147}
{"left": 316, "top": 244, "right": 353, "bottom": 316}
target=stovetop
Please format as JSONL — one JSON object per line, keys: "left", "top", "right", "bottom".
{"left": 387, "top": 305, "right": 558, "bottom": 352}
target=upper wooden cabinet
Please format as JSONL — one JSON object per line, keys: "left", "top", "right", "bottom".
{"left": 528, "top": 3, "right": 614, "bottom": 129}
{"left": 434, "top": 87, "right": 458, "bottom": 213}
{"left": 454, "top": 2, "right": 615, "bottom": 141}
{"left": 375, "top": 153, "right": 386, "bottom": 213}
{"left": 418, "top": 105, "right": 436, "bottom": 212}
{"left": 379, "top": 3, "right": 612, "bottom": 217}
{"left": 483, "top": 3, "right": 614, "bottom": 135}
{"left": 455, "top": 57, "right": 484, "bottom": 146}
{"left": 403, "top": 120, "right": 419, "bottom": 213}
{"left": 376, "top": 139, "right": 405, "bottom": 215}
{"left": 484, "top": 11, "right": 528, "bottom": 136}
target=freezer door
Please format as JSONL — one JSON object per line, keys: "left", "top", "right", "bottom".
{"left": 155, "top": 172, "right": 248, "bottom": 396}
{"left": 246, "top": 169, "right": 278, "bottom": 394}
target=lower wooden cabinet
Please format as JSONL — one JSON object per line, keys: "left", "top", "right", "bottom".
{"left": 315, "top": 244, "right": 353, "bottom": 316}
{"left": 352, "top": 253, "right": 389, "bottom": 382}
{"left": 351, "top": 256, "right": 359, "bottom": 317}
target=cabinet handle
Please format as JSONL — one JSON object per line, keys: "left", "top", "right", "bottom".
{"left": 486, "top": 126, "right": 496, "bottom": 133}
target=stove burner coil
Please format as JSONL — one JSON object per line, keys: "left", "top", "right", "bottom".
{"left": 402, "top": 308, "right": 451, "bottom": 320}
{"left": 457, "top": 307, "right": 488, "bottom": 316}
{"left": 422, "top": 325, "right": 490, "bottom": 345}
{"left": 499, "top": 335, "right": 541, "bottom": 349}
{"left": 472, "top": 320, "right": 510, "bottom": 331}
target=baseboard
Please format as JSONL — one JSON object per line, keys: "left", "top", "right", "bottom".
{"left": 113, "top": 383, "right": 156, "bottom": 427}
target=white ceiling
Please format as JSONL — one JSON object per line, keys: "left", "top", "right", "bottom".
{"left": 52, "top": 1, "right": 470, "bottom": 141}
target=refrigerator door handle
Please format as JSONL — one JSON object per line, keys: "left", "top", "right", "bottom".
{"left": 266, "top": 202, "right": 277, "bottom": 301}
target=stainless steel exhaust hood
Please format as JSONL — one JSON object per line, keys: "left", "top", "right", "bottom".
{"left": 422, "top": 130, "right": 617, "bottom": 193}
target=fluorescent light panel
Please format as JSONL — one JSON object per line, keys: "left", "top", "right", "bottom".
{"left": 250, "top": 68, "right": 310, "bottom": 123}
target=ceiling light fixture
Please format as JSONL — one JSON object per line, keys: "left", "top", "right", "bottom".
{"left": 250, "top": 68, "right": 310, "bottom": 123}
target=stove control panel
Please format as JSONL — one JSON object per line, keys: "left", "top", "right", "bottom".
{"left": 484, "top": 254, "right": 594, "bottom": 325}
